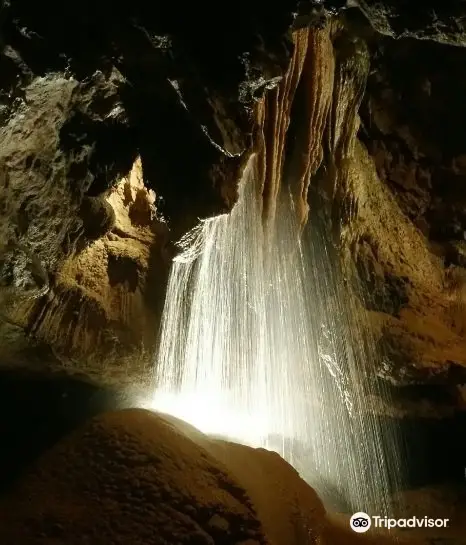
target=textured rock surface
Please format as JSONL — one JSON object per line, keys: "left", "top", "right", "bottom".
{"left": 0, "top": 408, "right": 327, "bottom": 545}
{"left": 1, "top": 0, "right": 466, "bottom": 416}
{"left": 255, "top": 25, "right": 335, "bottom": 227}
{"left": 0, "top": 0, "right": 308, "bottom": 378}
{"left": 1, "top": 160, "right": 170, "bottom": 382}
{"left": 0, "top": 408, "right": 424, "bottom": 545}
{"left": 2, "top": 397, "right": 464, "bottom": 544}
{"left": 351, "top": 1, "right": 466, "bottom": 45}
{"left": 338, "top": 21, "right": 466, "bottom": 415}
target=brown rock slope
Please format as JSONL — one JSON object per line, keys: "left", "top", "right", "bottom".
{"left": 0, "top": 0, "right": 301, "bottom": 380}
{"left": 0, "top": 408, "right": 414, "bottom": 545}
{"left": 0, "top": 409, "right": 324, "bottom": 545}
{"left": 336, "top": 23, "right": 466, "bottom": 415}
{"left": 1, "top": 159, "right": 170, "bottom": 383}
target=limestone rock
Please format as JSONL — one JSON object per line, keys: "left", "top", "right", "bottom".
{"left": 0, "top": 408, "right": 326, "bottom": 545}
{"left": 0, "top": 0, "right": 304, "bottom": 379}
{"left": 346, "top": 29, "right": 466, "bottom": 413}
{"left": 352, "top": 1, "right": 466, "bottom": 45}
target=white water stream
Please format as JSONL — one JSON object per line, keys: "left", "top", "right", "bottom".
{"left": 150, "top": 155, "right": 398, "bottom": 514}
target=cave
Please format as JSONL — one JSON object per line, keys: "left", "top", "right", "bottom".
{"left": 1, "top": 1, "right": 466, "bottom": 544}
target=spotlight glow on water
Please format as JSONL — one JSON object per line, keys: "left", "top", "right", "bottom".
{"left": 152, "top": 389, "right": 270, "bottom": 447}
{"left": 151, "top": 154, "right": 399, "bottom": 514}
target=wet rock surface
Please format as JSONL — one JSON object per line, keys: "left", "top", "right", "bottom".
{"left": 1, "top": 370, "right": 465, "bottom": 543}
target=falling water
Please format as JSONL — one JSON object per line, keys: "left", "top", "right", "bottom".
{"left": 152, "top": 154, "right": 399, "bottom": 515}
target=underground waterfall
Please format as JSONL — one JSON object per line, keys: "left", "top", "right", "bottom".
{"left": 5, "top": 4, "right": 466, "bottom": 544}
{"left": 151, "top": 152, "right": 400, "bottom": 516}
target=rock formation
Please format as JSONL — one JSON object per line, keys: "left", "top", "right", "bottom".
{"left": 2, "top": 1, "right": 466, "bottom": 542}
{"left": 0, "top": 408, "right": 417, "bottom": 545}
{"left": 0, "top": 0, "right": 302, "bottom": 379}
{"left": 347, "top": 17, "right": 466, "bottom": 416}
{"left": 1, "top": 1, "right": 466, "bottom": 410}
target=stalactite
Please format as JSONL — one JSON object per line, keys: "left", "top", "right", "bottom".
{"left": 255, "top": 28, "right": 310, "bottom": 227}
{"left": 254, "top": 24, "right": 336, "bottom": 228}
{"left": 285, "top": 28, "right": 335, "bottom": 226}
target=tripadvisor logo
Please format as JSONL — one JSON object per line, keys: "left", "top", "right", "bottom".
{"left": 350, "top": 512, "right": 450, "bottom": 533}
{"left": 350, "top": 512, "right": 371, "bottom": 533}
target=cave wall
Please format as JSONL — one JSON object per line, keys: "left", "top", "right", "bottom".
{"left": 243, "top": 5, "right": 466, "bottom": 421}
{"left": 2, "top": 2, "right": 466, "bottom": 542}
{"left": 345, "top": 17, "right": 466, "bottom": 414}
{"left": 0, "top": 157, "right": 171, "bottom": 381}
{"left": 1, "top": 0, "right": 466, "bottom": 415}
{"left": 0, "top": 0, "right": 308, "bottom": 380}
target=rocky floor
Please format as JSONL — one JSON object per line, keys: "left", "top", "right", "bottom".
{"left": 0, "top": 405, "right": 423, "bottom": 545}
{"left": 0, "top": 372, "right": 465, "bottom": 544}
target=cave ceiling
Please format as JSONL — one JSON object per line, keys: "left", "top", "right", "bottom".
{"left": 1, "top": 0, "right": 466, "bottom": 416}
